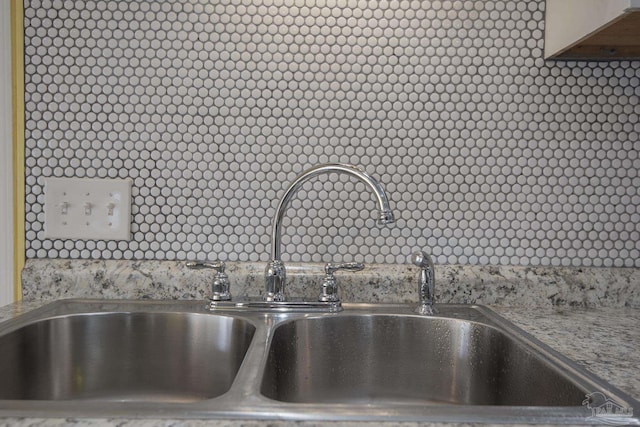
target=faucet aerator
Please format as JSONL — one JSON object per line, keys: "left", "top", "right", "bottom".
{"left": 377, "top": 210, "right": 395, "bottom": 225}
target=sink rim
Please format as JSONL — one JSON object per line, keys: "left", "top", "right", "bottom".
{"left": 0, "top": 299, "right": 637, "bottom": 424}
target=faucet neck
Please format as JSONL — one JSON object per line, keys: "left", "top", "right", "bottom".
{"left": 269, "top": 163, "right": 394, "bottom": 261}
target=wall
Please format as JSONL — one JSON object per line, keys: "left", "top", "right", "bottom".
{"left": 1, "top": 0, "right": 14, "bottom": 305}
{"left": 23, "top": 0, "right": 640, "bottom": 267}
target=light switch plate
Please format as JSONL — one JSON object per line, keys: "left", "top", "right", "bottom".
{"left": 44, "top": 178, "right": 132, "bottom": 240}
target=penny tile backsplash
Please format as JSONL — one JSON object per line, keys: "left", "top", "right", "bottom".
{"left": 24, "top": 0, "right": 640, "bottom": 267}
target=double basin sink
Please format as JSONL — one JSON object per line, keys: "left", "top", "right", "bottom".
{"left": 0, "top": 299, "right": 638, "bottom": 424}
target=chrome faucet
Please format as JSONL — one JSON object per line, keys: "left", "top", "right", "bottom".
{"left": 264, "top": 163, "right": 395, "bottom": 302}
{"left": 412, "top": 251, "right": 437, "bottom": 315}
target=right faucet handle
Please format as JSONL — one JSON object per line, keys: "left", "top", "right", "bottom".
{"left": 411, "top": 251, "right": 437, "bottom": 315}
{"left": 318, "top": 262, "right": 365, "bottom": 303}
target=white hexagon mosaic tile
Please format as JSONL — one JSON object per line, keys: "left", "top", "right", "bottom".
{"left": 24, "top": 0, "right": 640, "bottom": 267}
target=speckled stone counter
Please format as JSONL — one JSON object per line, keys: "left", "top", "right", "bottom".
{"left": 21, "top": 259, "right": 640, "bottom": 307}
{"left": 1, "top": 259, "right": 638, "bottom": 426}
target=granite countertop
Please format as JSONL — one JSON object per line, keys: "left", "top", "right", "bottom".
{"left": 1, "top": 260, "right": 638, "bottom": 426}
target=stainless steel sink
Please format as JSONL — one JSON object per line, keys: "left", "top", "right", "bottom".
{"left": 0, "top": 299, "right": 638, "bottom": 424}
{"left": 0, "top": 300, "right": 256, "bottom": 402}
{"left": 261, "top": 315, "right": 585, "bottom": 406}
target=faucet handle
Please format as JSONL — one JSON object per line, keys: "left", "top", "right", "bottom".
{"left": 186, "top": 261, "right": 232, "bottom": 301}
{"left": 324, "top": 262, "right": 365, "bottom": 275}
{"left": 319, "top": 262, "right": 365, "bottom": 302}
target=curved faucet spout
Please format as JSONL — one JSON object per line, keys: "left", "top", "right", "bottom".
{"left": 270, "top": 163, "right": 394, "bottom": 260}
{"left": 264, "top": 163, "right": 395, "bottom": 302}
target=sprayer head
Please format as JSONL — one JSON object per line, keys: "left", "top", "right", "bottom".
{"left": 411, "top": 251, "right": 434, "bottom": 269}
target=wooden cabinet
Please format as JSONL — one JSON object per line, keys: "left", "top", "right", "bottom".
{"left": 545, "top": 0, "right": 640, "bottom": 60}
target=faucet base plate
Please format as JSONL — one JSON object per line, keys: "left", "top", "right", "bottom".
{"left": 208, "top": 298, "right": 342, "bottom": 313}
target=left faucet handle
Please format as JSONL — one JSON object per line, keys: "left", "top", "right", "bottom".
{"left": 186, "top": 261, "right": 232, "bottom": 301}
{"left": 319, "top": 262, "right": 365, "bottom": 302}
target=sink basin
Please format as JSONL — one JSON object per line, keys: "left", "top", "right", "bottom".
{"left": 0, "top": 299, "right": 637, "bottom": 424}
{"left": 0, "top": 306, "right": 255, "bottom": 402}
{"left": 261, "top": 315, "right": 585, "bottom": 406}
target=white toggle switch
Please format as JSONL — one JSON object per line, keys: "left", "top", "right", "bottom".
{"left": 44, "top": 178, "right": 132, "bottom": 240}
